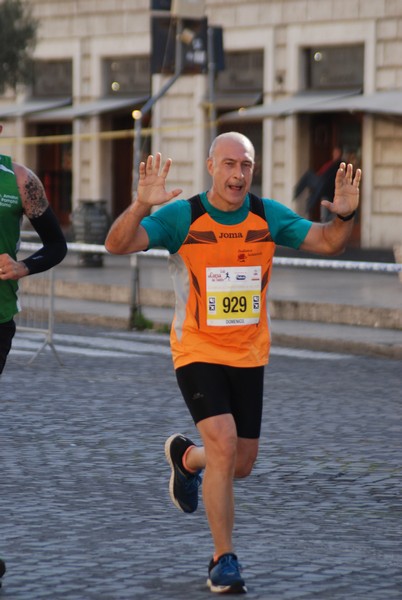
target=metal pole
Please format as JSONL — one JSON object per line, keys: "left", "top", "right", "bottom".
{"left": 131, "top": 17, "right": 184, "bottom": 197}
{"left": 175, "top": 17, "right": 183, "bottom": 74}
{"left": 132, "top": 115, "right": 142, "bottom": 194}
{"left": 207, "top": 25, "right": 217, "bottom": 145}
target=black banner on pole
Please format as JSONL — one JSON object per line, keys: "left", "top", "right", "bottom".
{"left": 151, "top": 16, "right": 208, "bottom": 75}
{"left": 210, "top": 26, "right": 225, "bottom": 72}
{"left": 150, "top": 0, "right": 171, "bottom": 10}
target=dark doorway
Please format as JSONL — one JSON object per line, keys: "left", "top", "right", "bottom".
{"left": 111, "top": 114, "right": 151, "bottom": 220}
{"left": 36, "top": 123, "right": 72, "bottom": 227}
{"left": 309, "top": 112, "right": 362, "bottom": 245}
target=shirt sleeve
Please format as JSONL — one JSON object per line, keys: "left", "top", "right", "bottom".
{"left": 140, "top": 200, "right": 191, "bottom": 254}
{"left": 263, "top": 198, "right": 312, "bottom": 249}
{"left": 23, "top": 206, "right": 67, "bottom": 274}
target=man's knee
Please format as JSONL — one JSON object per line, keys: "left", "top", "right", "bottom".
{"left": 235, "top": 444, "right": 258, "bottom": 479}
{"left": 235, "top": 455, "right": 257, "bottom": 478}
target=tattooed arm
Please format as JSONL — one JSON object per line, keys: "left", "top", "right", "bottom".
{"left": 0, "top": 163, "right": 67, "bottom": 281}
{"left": 15, "top": 163, "right": 49, "bottom": 219}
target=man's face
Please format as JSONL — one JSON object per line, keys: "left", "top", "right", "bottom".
{"left": 207, "top": 137, "right": 255, "bottom": 211}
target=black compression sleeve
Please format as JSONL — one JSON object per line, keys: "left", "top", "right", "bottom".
{"left": 22, "top": 206, "right": 68, "bottom": 274}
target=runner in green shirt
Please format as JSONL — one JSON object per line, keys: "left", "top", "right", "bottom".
{"left": 0, "top": 121, "right": 68, "bottom": 587}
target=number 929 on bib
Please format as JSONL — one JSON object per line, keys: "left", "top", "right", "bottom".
{"left": 206, "top": 266, "right": 261, "bottom": 326}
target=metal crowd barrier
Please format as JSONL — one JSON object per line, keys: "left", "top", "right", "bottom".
{"left": 272, "top": 255, "right": 402, "bottom": 274}
{"left": 132, "top": 247, "right": 402, "bottom": 274}
{"left": 15, "top": 267, "right": 62, "bottom": 365}
{"left": 17, "top": 238, "right": 402, "bottom": 364}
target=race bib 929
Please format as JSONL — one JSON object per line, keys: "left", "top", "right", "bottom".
{"left": 206, "top": 266, "right": 261, "bottom": 326}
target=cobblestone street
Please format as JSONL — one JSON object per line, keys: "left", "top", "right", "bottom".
{"left": 1, "top": 326, "right": 401, "bottom": 599}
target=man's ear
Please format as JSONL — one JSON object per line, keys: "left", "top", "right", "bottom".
{"left": 206, "top": 156, "right": 214, "bottom": 176}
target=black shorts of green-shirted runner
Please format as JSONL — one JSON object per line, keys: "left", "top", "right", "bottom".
{"left": 0, "top": 558, "right": 6, "bottom": 587}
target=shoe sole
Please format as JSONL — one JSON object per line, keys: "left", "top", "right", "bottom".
{"left": 207, "top": 577, "right": 247, "bottom": 594}
{"left": 164, "top": 433, "right": 189, "bottom": 513}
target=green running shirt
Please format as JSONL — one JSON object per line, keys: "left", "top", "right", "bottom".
{"left": 0, "top": 154, "right": 23, "bottom": 322}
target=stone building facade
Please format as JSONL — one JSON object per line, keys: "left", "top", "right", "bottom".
{"left": 1, "top": 0, "right": 402, "bottom": 249}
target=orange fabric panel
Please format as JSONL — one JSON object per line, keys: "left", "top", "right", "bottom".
{"left": 170, "top": 208, "right": 275, "bottom": 368}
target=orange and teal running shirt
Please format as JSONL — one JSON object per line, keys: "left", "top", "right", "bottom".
{"left": 141, "top": 192, "right": 312, "bottom": 369}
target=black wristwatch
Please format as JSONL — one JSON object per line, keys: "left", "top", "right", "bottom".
{"left": 336, "top": 210, "right": 356, "bottom": 222}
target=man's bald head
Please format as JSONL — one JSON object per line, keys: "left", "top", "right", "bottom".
{"left": 209, "top": 132, "right": 255, "bottom": 162}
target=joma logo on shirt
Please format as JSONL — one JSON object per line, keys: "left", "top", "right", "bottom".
{"left": 219, "top": 232, "right": 243, "bottom": 239}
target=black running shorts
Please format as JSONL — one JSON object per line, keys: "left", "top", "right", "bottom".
{"left": 0, "top": 319, "right": 16, "bottom": 374}
{"left": 175, "top": 362, "right": 264, "bottom": 439}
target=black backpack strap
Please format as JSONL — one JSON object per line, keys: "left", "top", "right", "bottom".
{"left": 187, "top": 194, "right": 207, "bottom": 224}
{"left": 248, "top": 192, "right": 266, "bottom": 220}
{"left": 188, "top": 192, "right": 266, "bottom": 223}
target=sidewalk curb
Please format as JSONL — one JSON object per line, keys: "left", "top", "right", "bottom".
{"left": 269, "top": 300, "right": 402, "bottom": 330}
{"left": 271, "top": 332, "right": 402, "bottom": 360}
{"left": 54, "top": 310, "right": 130, "bottom": 330}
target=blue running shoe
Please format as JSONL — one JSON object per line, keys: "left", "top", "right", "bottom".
{"left": 207, "top": 553, "right": 247, "bottom": 594}
{"left": 164, "top": 433, "right": 202, "bottom": 513}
